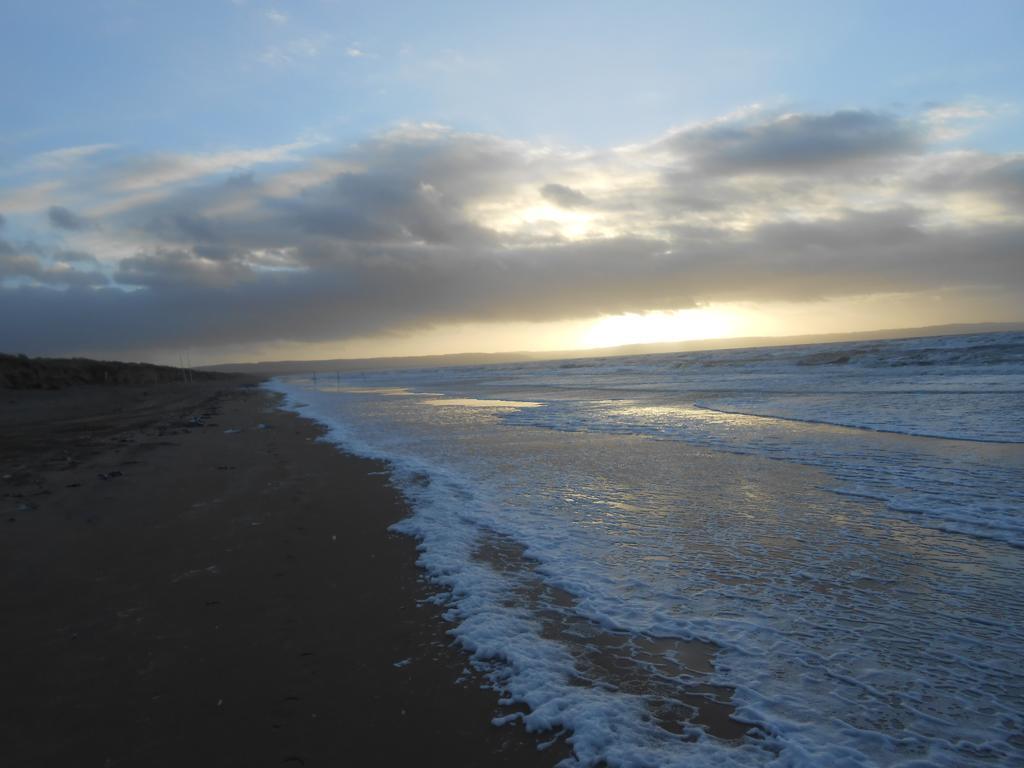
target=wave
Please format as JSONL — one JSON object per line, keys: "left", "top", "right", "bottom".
{"left": 691, "top": 402, "right": 1024, "bottom": 444}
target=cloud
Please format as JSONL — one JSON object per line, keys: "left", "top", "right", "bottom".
{"left": 664, "top": 109, "right": 921, "bottom": 174}
{"left": 103, "top": 141, "right": 313, "bottom": 194}
{"left": 48, "top": 205, "right": 90, "bottom": 231}
{"left": 922, "top": 102, "right": 1000, "bottom": 142}
{"left": 259, "top": 36, "right": 329, "bottom": 67}
{"left": 0, "top": 236, "right": 107, "bottom": 288}
{"left": 1, "top": 107, "right": 1021, "bottom": 358}
{"left": 541, "top": 183, "right": 593, "bottom": 208}
{"left": 28, "top": 143, "right": 115, "bottom": 171}
{"left": 54, "top": 250, "right": 99, "bottom": 265}
{"left": 115, "top": 248, "right": 254, "bottom": 289}
{"left": 914, "top": 154, "right": 1024, "bottom": 212}
{"left": 0, "top": 181, "right": 64, "bottom": 214}
{"left": 980, "top": 158, "right": 1024, "bottom": 206}
{"left": 265, "top": 9, "right": 287, "bottom": 24}
{"left": 4, "top": 214, "right": 1020, "bottom": 356}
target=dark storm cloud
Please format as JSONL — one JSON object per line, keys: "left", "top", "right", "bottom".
{"left": 0, "top": 237, "right": 107, "bottom": 288}
{"left": 2, "top": 110, "right": 1021, "bottom": 357}
{"left": 540, "top": 183, "right": 593, "bottom": 208}
{"left": 664, "top": 110, "right": 922, "bottom": 174}
{"left": 114, "top": 248, "right": 255, "bottom": 289}
{"left": 48, "top": 205, "right": 90, "bottom": 230}
{"left": 4, "top": 210, "right": 1021, "bottom": 357}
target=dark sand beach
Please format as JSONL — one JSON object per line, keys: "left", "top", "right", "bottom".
{"left": 0, "top": 380, "right": 564, "bottom": 767}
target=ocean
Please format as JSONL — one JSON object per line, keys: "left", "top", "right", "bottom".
{"left": 269, "top": 330, "right": 1024, "bottom": 767}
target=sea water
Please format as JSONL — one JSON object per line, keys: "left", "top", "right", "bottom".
{"left": 269, "top": 331, "right": 1024, "bottom": 767}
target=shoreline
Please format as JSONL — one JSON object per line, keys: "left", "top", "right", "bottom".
{"left": 1, "top": 380, "right": 567, "bottom": 766}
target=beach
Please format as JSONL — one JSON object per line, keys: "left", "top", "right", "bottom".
{"left": 0, "top": 380, "right": 564, "bottom": 767}
{"left": 3, "top": 332, "right": 1023, "bottom": 767}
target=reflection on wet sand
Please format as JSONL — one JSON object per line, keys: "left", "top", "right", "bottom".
{"left": 423, "top": 398, "right": 543, "bottom": 409}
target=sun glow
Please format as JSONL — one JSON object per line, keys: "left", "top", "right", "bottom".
{"left": 579, "top": 307, "right": 740, "bottom": 349}
{"left": 479, "top": 202, "right": 599, "bottom": 239}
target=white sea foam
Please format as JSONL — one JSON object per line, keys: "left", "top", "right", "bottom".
{"left": 267, "top": 331, "right": 1024, "bottom": 767}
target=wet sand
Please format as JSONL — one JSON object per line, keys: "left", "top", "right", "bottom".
{"left": 0, "top": 381, "right": 566, "bottom": 767}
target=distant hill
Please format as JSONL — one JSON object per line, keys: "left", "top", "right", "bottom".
{"left": 0, "top": 353, "right": 233, "bottom": 390}
{"left": 202, "top": 321, "right": 1024, "bottom": 376}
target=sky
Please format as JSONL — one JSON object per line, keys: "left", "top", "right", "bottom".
{"left": 1, "top": 0, "right": 1022, "bottom": 364}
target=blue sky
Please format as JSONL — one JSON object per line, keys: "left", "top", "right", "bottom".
{"left": 4, "top": 0, "right": 1022, "bottom": 156}
{"left": 1, "top": 1, "right": 1022, "bottom": 363}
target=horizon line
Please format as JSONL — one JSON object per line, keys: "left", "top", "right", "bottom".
{"left": 201, "top": 319, "right": 1024, "bottom": 372}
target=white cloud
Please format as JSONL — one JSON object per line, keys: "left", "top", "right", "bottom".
{"left": 258, "top": 35, "right": 329, "bottom": 67}
{"left": 107, "top": 140, "right": 316, "bottom": 193}
{"left": 0, "top": 180, "right": 65, "bottom": 214}
{"left": 923, "top": 102, "right": 995, "bottom": 142}
{"left": 27, "top": 143, "right": 116, "bottom": 171}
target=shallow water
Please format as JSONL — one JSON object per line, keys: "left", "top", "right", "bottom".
{"left": 270, "top": 331, "right": 1024, "bottom": 767}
